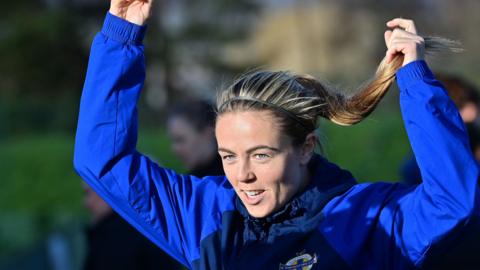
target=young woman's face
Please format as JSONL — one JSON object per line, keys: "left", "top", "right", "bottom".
{"left": 215, "top": 110, "right": 311, "bottom": 218}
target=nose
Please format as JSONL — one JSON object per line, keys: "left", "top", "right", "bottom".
{"left": 236, "top": 159, "right": 255, "bottom": 183}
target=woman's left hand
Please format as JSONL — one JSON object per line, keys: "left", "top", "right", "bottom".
{"left": 384, "top": 18, "right": 425, "bottom": 66}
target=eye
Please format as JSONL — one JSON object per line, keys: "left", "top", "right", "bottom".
{"left": 253, "top": 153, "right": 270, "bottom": 160}
{"left": 222, "top": 155, "right": 236, "bottom": 162}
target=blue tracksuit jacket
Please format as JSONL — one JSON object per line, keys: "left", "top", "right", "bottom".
{"left": 73, "top": 13, "right": 480, "bottom": 269}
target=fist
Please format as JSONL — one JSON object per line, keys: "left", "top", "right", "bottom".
{"left": 384, "top": 18, "right": 425, "bottom": 66}
{"left": 110, "top": 0, "right": 154, "bottom": 26}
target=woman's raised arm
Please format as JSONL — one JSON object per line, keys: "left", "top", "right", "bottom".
{"left": 385, "top": 19, "right": 479, "bottom": 266}
{"left": 73, "top": 3, "right": 233, "bottom": 268}
{"left": 320, "top": 19, "right": 480, "bottom": 268}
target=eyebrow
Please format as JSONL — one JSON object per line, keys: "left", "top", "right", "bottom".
{"left": 218, "top": 145, "right": 281, "bottom": 155}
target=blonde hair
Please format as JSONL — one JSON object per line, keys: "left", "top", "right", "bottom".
{"left": 217, "top": 36, "right": 460, "bottom": 145}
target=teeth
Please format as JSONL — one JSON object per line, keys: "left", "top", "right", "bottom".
{"left": 245, "top": 190, "right": 262, "bottom": 197}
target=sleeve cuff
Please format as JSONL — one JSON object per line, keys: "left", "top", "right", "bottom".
{"left": 101, "top": 12, "right": 147, "bottom": 45}
{"left": 396, "top": 60, "right": 435, "bottom": 91}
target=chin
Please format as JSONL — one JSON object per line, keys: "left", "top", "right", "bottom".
{"left": 246, "top": 205, "right": 273, "bottom": 218}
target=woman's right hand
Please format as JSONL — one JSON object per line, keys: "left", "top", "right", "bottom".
{"left": 110, "top": 0, "right": 154, "bottom": 26}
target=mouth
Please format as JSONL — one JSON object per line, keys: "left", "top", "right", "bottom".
{"left": 241, "top": 189, "right": 266, "bottom": 205}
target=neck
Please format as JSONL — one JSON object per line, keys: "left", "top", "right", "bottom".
{"left": 298, "top": 165, "right": 312, "bottom": 196}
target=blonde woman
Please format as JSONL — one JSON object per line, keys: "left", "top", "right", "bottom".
{"left": 74, "top": 0, "right": 479, "bottom": 269}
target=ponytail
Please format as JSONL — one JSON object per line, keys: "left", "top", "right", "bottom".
{"left": 217, "top": 36, "right": 460, "bottom": 147}
{"left": 301, "top": 36, "right": 461, "bottom": 126}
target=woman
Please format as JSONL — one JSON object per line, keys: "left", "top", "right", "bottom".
{"left": 74, "top": 0, "right": 479, "bottom": 269}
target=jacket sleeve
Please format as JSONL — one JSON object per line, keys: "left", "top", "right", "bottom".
{"left": 73, "top": 13, "right": 232, "bottom": 268}
{"left": 385, "top": 60, "right": 480, "bottom": 266}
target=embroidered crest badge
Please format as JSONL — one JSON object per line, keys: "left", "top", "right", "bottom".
{"left": 279, "top": 252, "right": 318, "bottom": 270}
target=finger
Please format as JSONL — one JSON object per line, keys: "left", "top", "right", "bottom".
{"left": 385, "top": 30, "right": 407, "bottom": 63}
{"left": 386, "top": 18, "right": 417, "bottom": 34}
{"left": 390, "top": 28, "right": 423, "bottom": 41}
{"left": 385, "top": 51, "right": 392, "bottom": 64}
{"left": 386, "top": 44, "right": 406, "bottom": 64}
{"left": 384, "top": 30, "right": 393, "bottom": 47}
{"left": 385, "top": 47, "right": 397, "bottom": 64}
{"left": 388, "top": 30, "right": 424, "bottom": 51}
{"left": 389, "top": 36, "right": 425, "bottom": 46}
{"left": 388, "top": 39, "right": 422, "bottom": 60}
{"left": 385, "top": 39, "right": 410, "bottom": 63}
{"left": 386, "top": 29, "right": 421, "bottom": 48}
{"left": 145, "top": 0, "right": 154, "bottom": 6}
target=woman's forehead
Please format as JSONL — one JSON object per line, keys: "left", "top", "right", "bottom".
{"left": 215, "top": 111, "right": 289, "bottom": 151}
{"left": 216, "top": 110, "right": 278, "bottom": 132}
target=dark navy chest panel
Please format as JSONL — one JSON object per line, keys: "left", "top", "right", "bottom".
{"left": 191, "top": 211, "right": 351, "bottom": 270}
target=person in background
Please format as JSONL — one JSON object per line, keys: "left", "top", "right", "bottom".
{"left": 167, "top": 100, "right": 224, "bottom": 177}
{"left": 400, "top": 74, "right": 480, "bottom": 185}
{"left": 82, "top": 184, "right": 184, "bottom": 270}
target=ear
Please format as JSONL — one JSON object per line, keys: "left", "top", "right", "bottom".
{"left": 299, "top": 133, "right": 316, "bottom": 165}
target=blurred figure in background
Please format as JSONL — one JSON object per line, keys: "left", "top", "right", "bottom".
{"left": 400, "top": 74, "right": 480, "bottom": 185}
{"left": 167, "top": 99, "right": 224, "bottom": 177}
{"left": 82, "top": 184, "right": 183, "bottom": 270}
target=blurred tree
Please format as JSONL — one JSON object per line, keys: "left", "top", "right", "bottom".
{"left": 142, "top": 0, "right": 262, "bottom": 116}
{"left": 0, "top": 0, "right": 109, "bottom": 136}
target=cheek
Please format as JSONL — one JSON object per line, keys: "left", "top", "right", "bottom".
{"left": 268, "top": 157, "right": 301, "bottom": 196}
{"left": 258, "top": 163, "right": 285, "bottom": 185}
{"left": 223, "top": 164, "right": 238, "bottom": 186}
{"left": 254, "top": 157, "right": 293, "bottom": 191}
